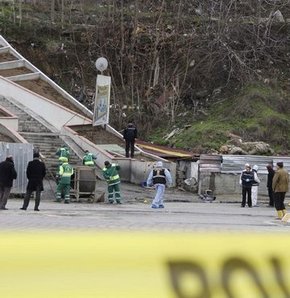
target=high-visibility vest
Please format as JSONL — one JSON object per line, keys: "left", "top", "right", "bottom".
{"left": 83, "top": 153, "right": 95, "bottom": 166}
{"left": 102, "top": 163, "right": 120, "bottom": 185}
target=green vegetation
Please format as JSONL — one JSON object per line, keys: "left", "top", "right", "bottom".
{"left": 148, "top": 82, "right": 290, "bottom": 154}
{"left": 1, "top": 1, "right": 290, "bottom": 154}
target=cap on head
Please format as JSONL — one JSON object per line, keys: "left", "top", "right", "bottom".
{"left": 104, "top": 161, "right": 110, "bottom": 167}
{"left": 156, "top": 161, "right": 163, "bottom": 168}
{"left": 245, "top": 163, "right": 251, "bottom": 169}
{"left": 277, "top": 162, "right": 284, "bottom": 168}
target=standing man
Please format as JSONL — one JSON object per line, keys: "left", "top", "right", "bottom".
{"left": 82, "top": 150, "right": 97, "bottom": 166}
{"left": 251, "top": 165, "right": 261, "bottom": 207}
{"left": 239, "top": 163, "right": 259, "bottom": 208}
{"left": 56, "top": 145, "right": 70, "bottom": 163}
{"left": 20, "top": 152, "right": 46, "bottom": 211}
{"left": 0, "top": 155, "right": 17, "bottom": 210}
{"left": 123, "top": 122, "right": 137, "bottom": 158}
{"left": 56, "top": 160, "right": 74, "bottom": 204}
{"left": 272, "top": 162, "right": 289, "bottom": 219}
{"left": 102, "top": 161, "right": 122, "bottom": 204}
{"left": 266, "top": 164, "right": 275, "bottom": 207}
{"left": 147, "top": 161, "right": 172, "bottom": 209}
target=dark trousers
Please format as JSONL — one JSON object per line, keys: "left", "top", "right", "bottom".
{"left": 22, "top": 186, "right": 42, "bottom": 210}
{"left": 0, "top": 186, "right": 11, "bottom": 209}
{"left": 241, "top": 187, "right": 252, "bottom": 207}
{"left": 274, "top": 192, "right": 286, "bottom": 211}
{"left": 125, "top": 139, "right": 135, "bottom": 158}
{"left": 268, "top": 187, "right": 274, "bottom": 206}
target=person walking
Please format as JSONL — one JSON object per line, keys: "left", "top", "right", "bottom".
{"left": 56, "top": 160, "right": 74, "bottom": 204}
{"left": 56, "top": 145, "right": 70, "bottom": 163}
{"left": 20, "top": 152, "right": 46, "bottom": 211}
{"left": 102, "top": 161, "right": 122, "bottom": 204}
{"left": 0, "top": 155, "right": 17, "bottom": 210}
{"left": 266, "top": 164, "right": 275, "bottom": 207}
{"left": 146, "top": 161, "right": 172, "bottom": 209}
{"left": 251, "top": 165, "right": 261, "bottom": 207}
{"left": 123, "top": 122, "right": 137, "bottom": 158}
{"left": 239, "top": 163, "right": 259, "bottom": 208}
{"left": 82, "top": 150, "right": 97, "bottom": 166}
{"left": 272, "top": 162, "right": 289, "bottom": 219}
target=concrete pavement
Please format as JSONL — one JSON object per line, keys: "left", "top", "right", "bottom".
{"left": 1, "top": 182, "right": 289, "bottom": 232}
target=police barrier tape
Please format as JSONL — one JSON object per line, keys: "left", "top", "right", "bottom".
{"left": 1, "top": 231, "right": 290, "bottom": 298}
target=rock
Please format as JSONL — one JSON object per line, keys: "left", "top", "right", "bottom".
{"left": 219, "top": 145, "right": 229, "bottom": 154}
{"left": 228, "top": 146, "right": 247, "bottom": 155}
{"left": 243, "top": 142, "right": 274, "bottom": 155}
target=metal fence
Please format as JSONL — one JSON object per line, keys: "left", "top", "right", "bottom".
{"left": 221, "top": 155, "right": 290, "bottom": 174}
{"left": 0, "top": 142, "right": 34, "bottom": 194}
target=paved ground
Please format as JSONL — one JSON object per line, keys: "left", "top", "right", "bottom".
{"left": 1, "top": 182, "right": 289, "bottom": 232}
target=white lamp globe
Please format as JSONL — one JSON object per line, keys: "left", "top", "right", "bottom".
{"left": 95, "top": 57, "right": 108, "bottom": 72}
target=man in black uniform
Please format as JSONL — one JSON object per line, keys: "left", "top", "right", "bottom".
{"left": 0, "top": 155, "right": 17, "bottom": 210}
{"left": 20, "top": 152, "right": 46, "bottom": 211}
{"left": 266, "top": 164, "right": 275, "bottom": 207}
{"left": 123, "top": 122, "right": 137, "bottom": 158}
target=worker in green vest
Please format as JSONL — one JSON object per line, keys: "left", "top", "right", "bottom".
{"left": 56, "top": 146, "right": 70, "bottom": 163}
{"left": 56, "top": 160, "right": 74, "bottom": 204}
{"left": 102, "top": 161, "right": 122, "bottom": 204}
{"left": 82, "top": 150, "right": 97, "bottom": 166}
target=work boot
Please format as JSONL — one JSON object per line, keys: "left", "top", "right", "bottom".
{"left": 20, "top": 207, "right": 27, "bottom": 210}
{"left": 108, "top": 199, "right": 114, "bottom": 204}
{"left": 116, "top": 200, "right": 122, "bottom": 204}
{"left": 277, "top": 210, "right": 284, "bottom": 219}
{"left": 64, "top": 200, "right": 70, "bottom": 204}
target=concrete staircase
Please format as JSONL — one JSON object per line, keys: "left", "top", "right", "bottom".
{"left": 20, "top": 132, "right": 81, "bottom": 177}
{"left": 0, "top": 96, "right": 82, "bottom": 176}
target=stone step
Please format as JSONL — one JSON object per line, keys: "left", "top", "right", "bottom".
{"left": 0, "top": 96, "right": 51, "bottom": 133}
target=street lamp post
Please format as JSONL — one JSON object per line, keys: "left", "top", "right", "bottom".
{"left": 93, "top": 57, "right": 111, "bottom": 126}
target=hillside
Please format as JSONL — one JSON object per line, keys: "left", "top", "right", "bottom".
{"left": 1, "top": 1, "right": 290, "bottom": 154}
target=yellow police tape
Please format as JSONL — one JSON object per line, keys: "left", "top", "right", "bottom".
{"left": 1, "top": 231, "right": 290, "bottom": 298}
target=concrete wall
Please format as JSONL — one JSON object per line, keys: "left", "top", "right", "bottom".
{"left": 61, "top": 126, "right": 177, "bottom": 185}
{"left": 0, "top": 123, "right": 27, "bottom": 143}
{"left": 0, "top": 35, "right": 92, "bottom": 118}
{"left": 0, "top": 106, "right": 18, "bottom": 131}
{"left": 202, "top": 172, "right": 269, "bottom": 196}
{"left": 0, "top": 117, "right": 18, "bottom": 131}
{"left": 199, "top": 155, "right": 290, "bottom": 197}
{"left": 0, "top": 77, "right": 92, "bottom": 130}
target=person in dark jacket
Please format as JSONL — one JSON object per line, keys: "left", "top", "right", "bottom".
{"left": 266, "top": 164, "right": 275, "bottom": 207}
{"left": 0, "top": 155, "right": 17, "bottom": 210}
{"left": 20, "top": 152, "right": 46, "bottom": 211}
{"left": 123, "top": 122, "right": 137, "bottom": 158}
{"left": 239, "top": 163, "right": 259, "bottom": 208}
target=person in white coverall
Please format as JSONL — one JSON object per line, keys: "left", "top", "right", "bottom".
{"left": 251, "top": 165, "right": 261, "bottom": 207}
{"left": 147, "top": 161, "right": 172, "bottom": 209}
